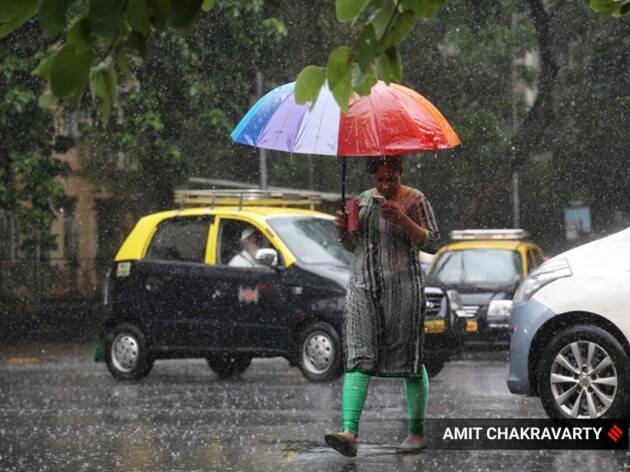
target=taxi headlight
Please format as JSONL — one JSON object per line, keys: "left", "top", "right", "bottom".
{"left": 513, "top": 257, "right": 572, "bottom": 304}
{"left": 487, "top": 300, "right": 513, "bottom": 321}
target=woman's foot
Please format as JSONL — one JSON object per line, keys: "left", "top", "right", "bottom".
{"left": 396, "top": 434, "right": 427, "bottom": 453}
{"left": 324, "top": 430, "right": 358, "bottom": 457}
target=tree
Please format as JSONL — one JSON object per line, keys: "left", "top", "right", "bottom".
{"left": 0, "top": 22, "right": 67, "bottom": 261}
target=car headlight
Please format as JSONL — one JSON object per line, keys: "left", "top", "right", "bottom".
{"left": 446, "top": 289, "right": 464, "bottom": 311}
{"left": 513, "top": 257, "right": 572, "bottom": 303}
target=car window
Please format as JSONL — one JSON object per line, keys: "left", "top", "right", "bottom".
{"left": 267, "top": 216, "right": 352, "bottom": 266}
{"left": 217, "top": 219, "right": 273, "bottom": 268}
{"left": 430, "top": 249, "right": 523, "bottom": 287}
{"left": 146, "top": 216, "right": 210, "bottom": 263}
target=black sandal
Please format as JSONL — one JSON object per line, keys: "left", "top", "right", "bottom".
{"left": 325, "top": 432, "right": 358, "bottom": 457}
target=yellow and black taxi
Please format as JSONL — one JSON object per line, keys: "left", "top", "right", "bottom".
{"left": 426, "top": 229, "right": 545, "bottom": 344}
{"left": 95, "top": 190, "right": 466, "bottom": 382}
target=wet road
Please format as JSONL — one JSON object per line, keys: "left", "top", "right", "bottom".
{"left": 0, "top": 343, "right": 628, "bottom": 471}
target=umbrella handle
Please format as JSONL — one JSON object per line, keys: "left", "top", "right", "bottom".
{"left": 340, "top": 157, "right": 346, "bottom": 211}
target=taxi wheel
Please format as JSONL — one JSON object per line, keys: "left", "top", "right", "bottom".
{"left": 105, "top": 323, "right": 153, "bottom": 381}
{"left": 207, "top": 354, "right": 252, "bottom": 379}
{"left": 537, "top": 325, "right": 630, "bottom": 419}
{"left": 297, "top": 321, "right": 343, "bottom": 382}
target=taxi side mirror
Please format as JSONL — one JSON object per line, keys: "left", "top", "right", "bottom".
{"left": 255, "top": 248, "right": 278, "bottom": 268}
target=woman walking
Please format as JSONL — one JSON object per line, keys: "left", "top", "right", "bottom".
{"left": 325, "top": 156, "right": 440, "bottom": 457}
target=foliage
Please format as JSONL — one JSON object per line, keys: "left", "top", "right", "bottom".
{"left": 589, "top": 0, "right": 630, "bottom": 18}
{"left": 295, "top": 0, "right": 446, "bottom": 110}
{"left": 82, "top": 0, "right": 287, "bottom": 214}
{"left": 0, "top": 22, "right": 66, "bottom": 256}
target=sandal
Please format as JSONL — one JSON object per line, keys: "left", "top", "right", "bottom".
{"left": 324, "top": 431, "right": 358, "bottom": 457}
{"left": 396, "top": 435, "right": 428, "bottom": 453}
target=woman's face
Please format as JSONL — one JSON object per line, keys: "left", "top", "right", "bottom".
{"left": 372, "top": 164, "right": 402, "bottom": 199}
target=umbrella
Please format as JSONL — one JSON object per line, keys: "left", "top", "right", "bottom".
{"left": 230, "top": 80, "right": 461, "bottom": 204}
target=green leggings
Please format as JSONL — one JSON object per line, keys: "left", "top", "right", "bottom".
{"left": 341, "top": 366, "right": 429, "bottom": 436}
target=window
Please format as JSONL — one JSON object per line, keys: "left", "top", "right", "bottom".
{"left": 217, "top": 219, "right": 271, "bottom": 267}
{"left": 146, "top": 216, "right": 211, "bottom": 263}
{"left": 431, "top": 249, "right": 523, "bottom": 287}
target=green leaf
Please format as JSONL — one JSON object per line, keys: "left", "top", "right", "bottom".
{"left": 50, "top": 44, "right": 93, "bottom": 98}
{"left": 356, "top": 24, "right": 377, "bottom": 72}
{"left": 0, "top": 0, "right": 38, "bottom": 38}
{"left": 67, "top": 16, "right": 92, "bottom": 53}
{"left": 400, "top": 0, "right": 444, "bottom": 18}
{"left": 352, "top": 64, "right": 377, "bottom": 96}
{"left": 115, "top": 50, "right": 134, "bottom": 82}
{"left": 169, "top": 0, "right": 203, "bottom": 29}
{"left": 375, "top": 47, "right": 402, "bottom": 83}
{"left": 33, "top": 54, "right": 55, "bottom": 79}
{"left": 370, "top": 3, "right": 396, "bottom": 40}
{"left": 88, "top": 0, "right": 125, "bottom": 38}
{"left": 326, "top": 46, "right": 354, "bottom": 91}
{"left": 331, "top": 74, "right": 353, "bottom": 112}
{"left": 383, "top": 9, "right": 416, "bottom": 47}
{"left": 589, "top": 0, "right": 617, "bottom": 12}
{"left": 39, "top": 0, "right": 67, "bottom": 37}
{"left": 0, "top": 0, "right": 34, "bottom": 21}
{"left": 336, "top": 0, "right": 370, "bottom": 22}
{"left": 295, "top": 65, "right": 326, "bottom": 104}
{"left": 201, "top": 0, "right": 215, "bottom": 12}
{"left": 127, "top": 0, "right": 151, "bottom": 35}
{"left": 90, "top": 69, "right": 110, "bottom": 122}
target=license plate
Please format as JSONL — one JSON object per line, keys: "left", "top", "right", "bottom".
{"left": 424, "top": 319, "right": 446, "bottom": 334}
{"left": 466, "top": 320, "right": 478, "bottom": 332}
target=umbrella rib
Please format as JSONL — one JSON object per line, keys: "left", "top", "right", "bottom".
{"left": 259, "top": 89, "right": 305, "bottom": 150}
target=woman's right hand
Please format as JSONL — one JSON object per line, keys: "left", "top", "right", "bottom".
{"left": 334, "top": 210, "right": 348, "bottom": 233}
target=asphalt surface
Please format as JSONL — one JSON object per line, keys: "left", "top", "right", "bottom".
{"left": 0, "top": 343, "right": 628, "bottom": 472}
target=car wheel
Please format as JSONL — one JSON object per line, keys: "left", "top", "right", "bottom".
{"left": 537, "top": 325, "right": 630, "bottom": 418}
{"left": 207, "top": 354, "right": 252, "bottom": 379}
{"left": 105, "top": 323, "right": 153, "bottom": 381}
{"left": 297, "top": 321, "right": 343, "bottom": 382}
{"left": 424, "top": 354, "right": 447, "bottom": 378}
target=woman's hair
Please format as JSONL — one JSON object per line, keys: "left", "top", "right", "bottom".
{"left": 366, "top": 156, "right": 403, "bottom": 175}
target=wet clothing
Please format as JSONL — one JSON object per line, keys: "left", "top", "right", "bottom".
{"left": 341, "top": 367, "right": 429, "bottom": 435}
{"left": 343, "top": 185, "right": 440, "bottom": 377}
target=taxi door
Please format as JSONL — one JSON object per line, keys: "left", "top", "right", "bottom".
{"left": 211, "top": 216, "right": 290, "bottom": 350}
{"left": 134, "top": 215, "right": 227, "bottom": 349}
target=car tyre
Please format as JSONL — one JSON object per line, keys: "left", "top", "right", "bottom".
{"left": 297, "top": 321, "right": 343, "bottom": 382}
{"left": 105, "top": 323, "right": 153, "bottom": 381}
{"left": 537, "top": 324, "right": 630, "bottom": 419}
{"left": 207, "top": 354, "right": 252, "bottom": 379}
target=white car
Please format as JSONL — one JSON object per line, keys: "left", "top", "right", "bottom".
{"left": 508, "top": 227, "right": 630, "bottom": 418}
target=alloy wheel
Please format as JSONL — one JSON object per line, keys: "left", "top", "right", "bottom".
{"left": 550, "top": 340, "right": 618, "bottom": 418}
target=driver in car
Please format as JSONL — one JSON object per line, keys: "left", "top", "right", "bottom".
{"left": 229, "top": 227, "right": 264, "bottom": 268}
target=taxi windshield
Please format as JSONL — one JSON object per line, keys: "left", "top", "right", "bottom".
{"left": 430, "top": 249, "right": 522, "bottom": 287}
{"left": 267, "top": 216, "right": 352, "bottom": 266}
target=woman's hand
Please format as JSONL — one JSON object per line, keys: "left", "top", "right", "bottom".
{"left": 334, "top": 210, "right": 348, "bottom": 233}
{"left": 380, "top": 200, "right": 405, "bottom": 224}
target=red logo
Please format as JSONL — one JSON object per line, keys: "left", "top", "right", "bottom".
{"left": 608, "top": 424, "right": 623, "bottom": 443}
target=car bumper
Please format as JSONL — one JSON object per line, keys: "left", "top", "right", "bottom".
{"left": 507, "top": 298, "right": 555, "bottom": 395}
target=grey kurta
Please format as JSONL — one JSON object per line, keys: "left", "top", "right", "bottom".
{"left": 343, "top": 185, "right": 440, "bottom": 377}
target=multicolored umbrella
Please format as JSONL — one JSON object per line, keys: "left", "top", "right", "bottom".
{"left": 230, "top": 80, "right": 461, "bottom": 201}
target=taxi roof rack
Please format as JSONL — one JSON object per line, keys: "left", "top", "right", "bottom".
{"left": 450, "top": 229, "right": 530, "bottom": 241}
{"left": 174, "top": 189, "right": 323, "bottom": 210}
